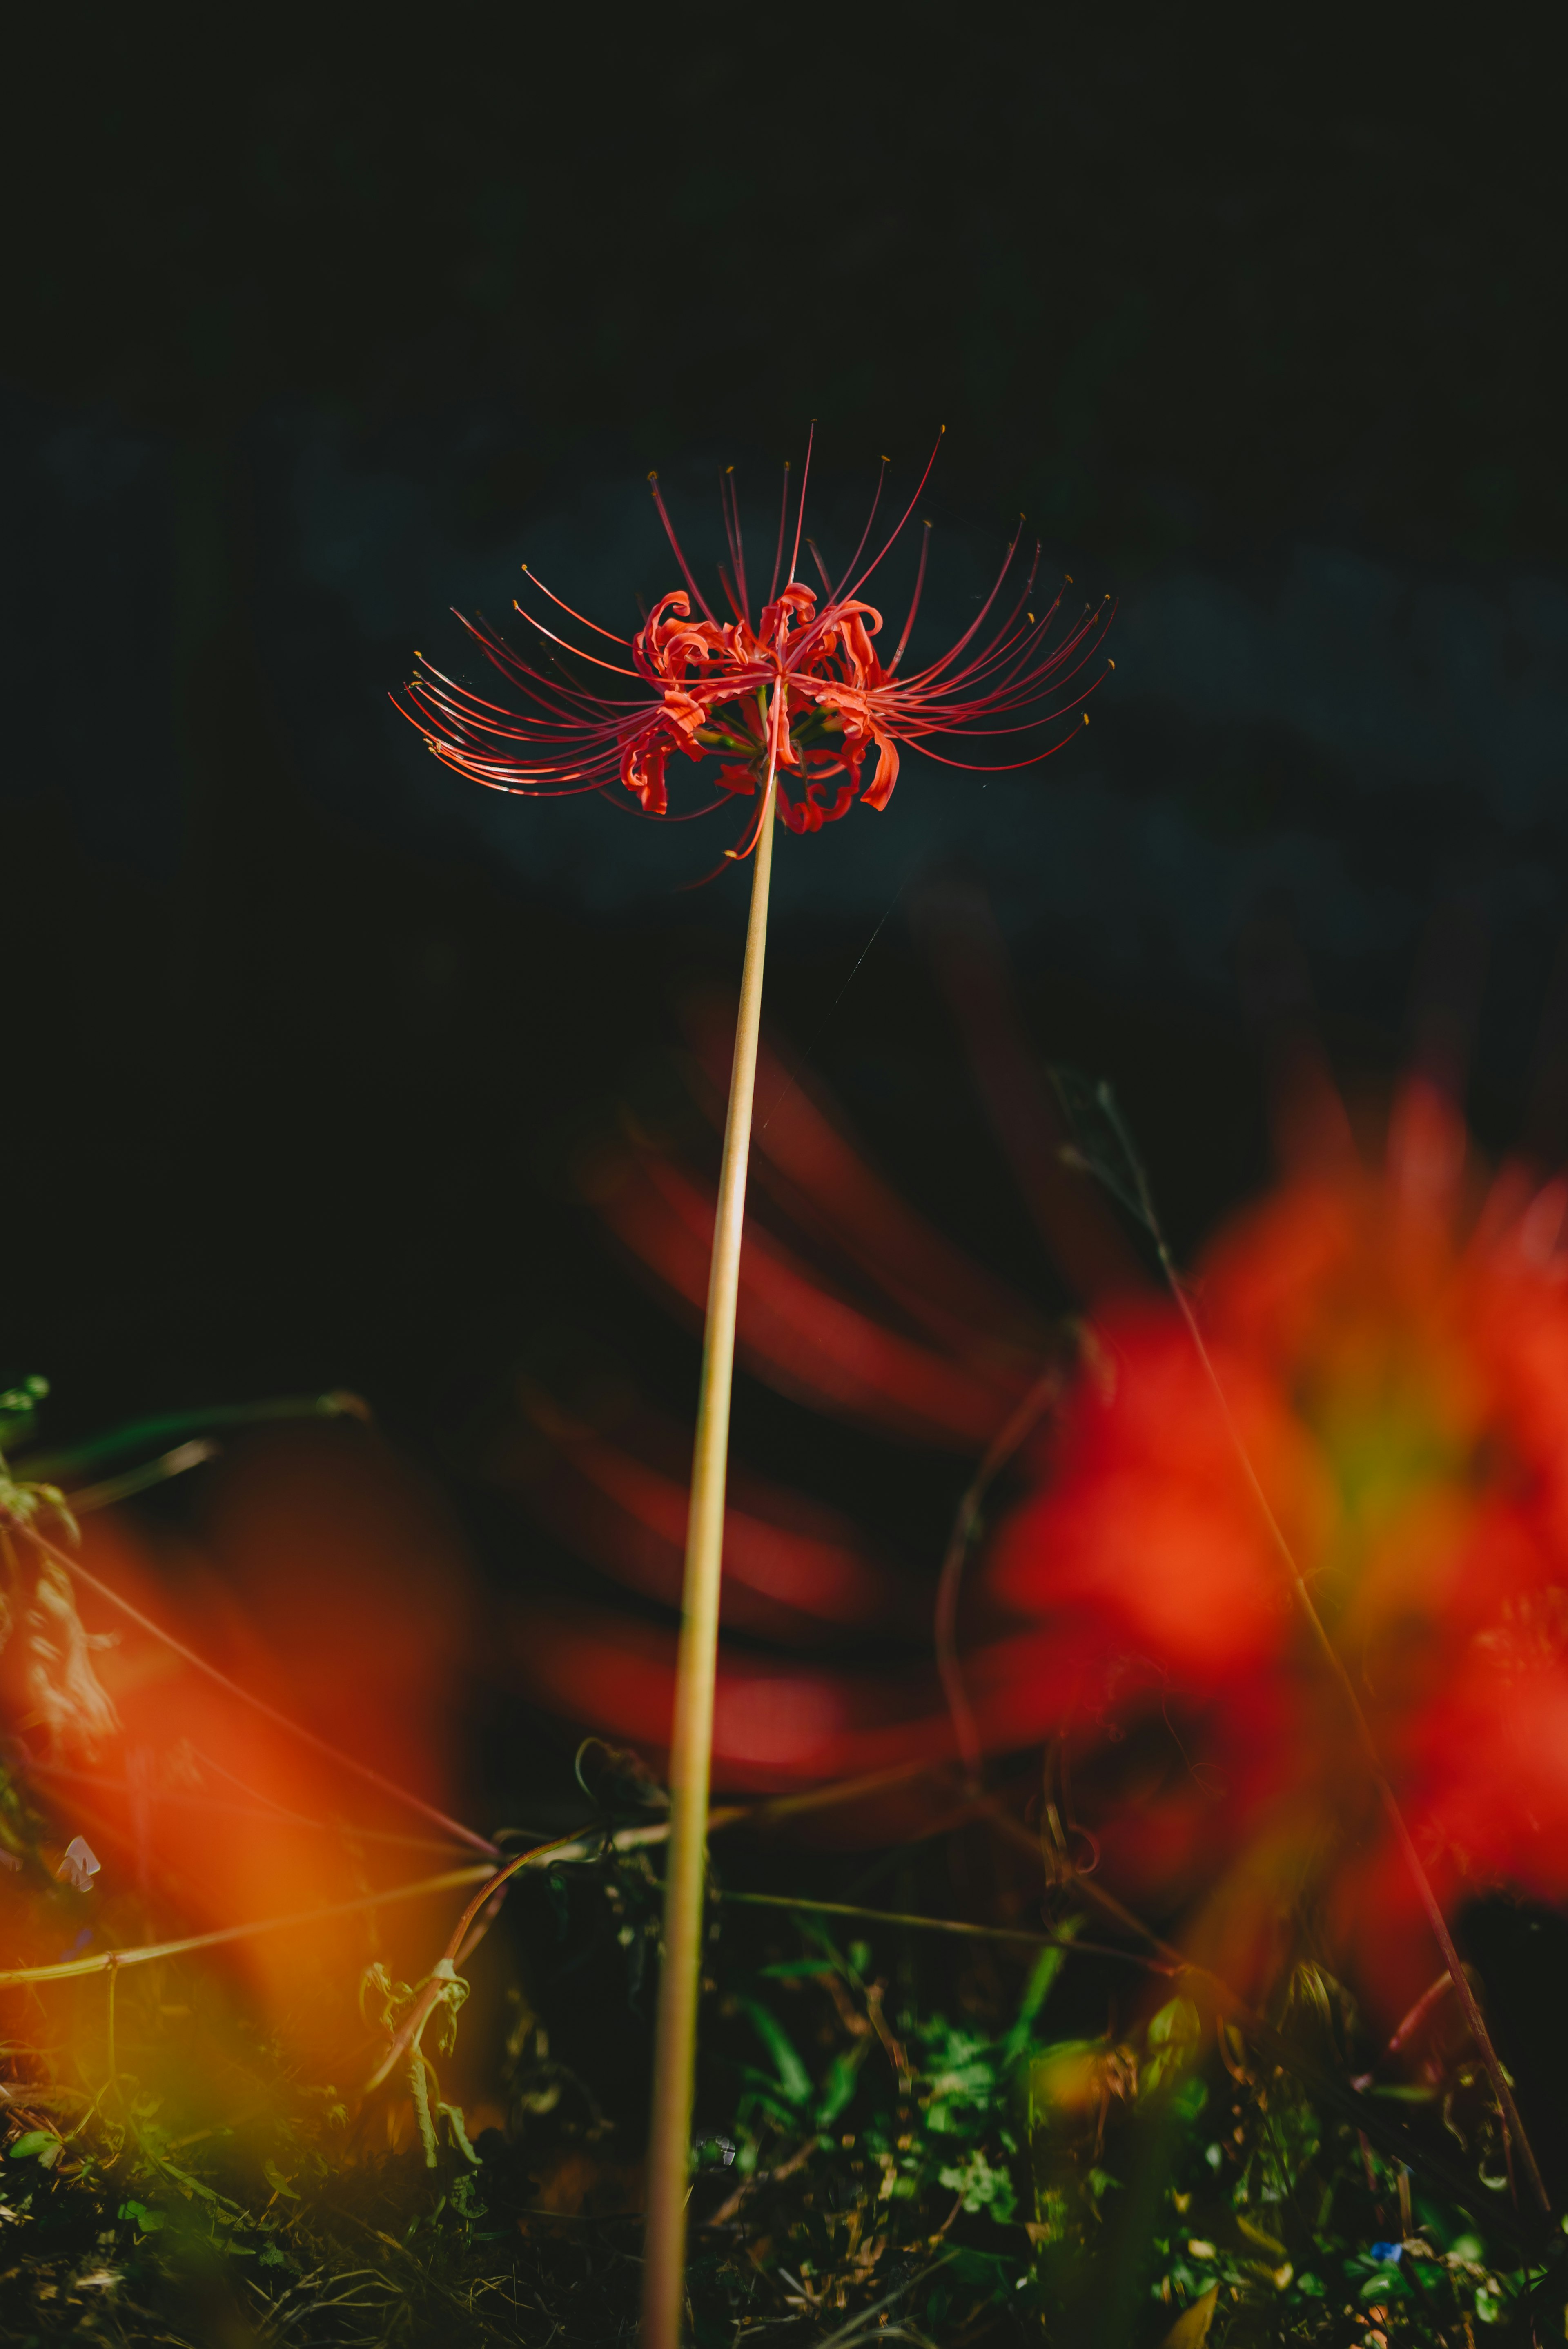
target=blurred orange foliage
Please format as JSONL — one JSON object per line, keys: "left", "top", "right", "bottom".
{"left": 4, "top": 1428, "right": 479, "bottom": 2075}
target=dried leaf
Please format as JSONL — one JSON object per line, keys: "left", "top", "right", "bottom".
{"left": 1161, "top": 2282, "right": 1219, "bottom": 2347}
{"left": 25, "top": 1559, "right": 118, "bottom": 1756}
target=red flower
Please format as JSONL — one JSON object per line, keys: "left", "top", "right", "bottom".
{"left": 979, "top": 1076, "right": 1568, "bottom": 2015}
{"left": 488, "top": 1021, "right": 1568, "bottom": 2024}
{"left": 397, "top": 438, "right": 1110, "bottom": 845}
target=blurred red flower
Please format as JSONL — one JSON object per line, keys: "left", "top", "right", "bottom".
{"left": 398, "top": 444, "right": 1109, "bottom": 841}
{"left": 492, "top": 1005, "right": 1568, "bottom": 2022}
{"left": 981, "top": 1074, "right": 1568, "bottom": 2015}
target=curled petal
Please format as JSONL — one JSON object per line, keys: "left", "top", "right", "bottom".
{"left": 860, "top": 735, "right": 900, "bottom": 812}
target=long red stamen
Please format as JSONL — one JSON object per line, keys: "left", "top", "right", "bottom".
{"left": 766, "top": 461, "right": 791, "bottom": 606}
{"left": 889, "top": 523, "right": 931, "bottom": 672}
{"left": 648, "top": 472, "right": 718, "bottom": 624}
{"left": 895, "top": 525, "right": 1026, "bottom": 691}
{"left": 786, "top": 423, "right": 815, "bottom": 589}
{"left": 717, "top": 566, "right": 745, "bottom": 624}
{"left": 725, "top": 795, "right": 772, "bottom": 862}
{"left": 519, "top": 563, "right": 634, "bottom": 647}
{"left": 502, "top": 604, "right": 642, "bottom": 681}
{"left": 721, "top": 468, "right": 751, "bottom": 619}
{"left": 906, "top": 710, "right": 1097, "bottom": 769}
{"left": 846, "top": 429, "right": 944, "bottom": 599}
{"left": 829, "top": 456, "right": 890, "bottom": 601}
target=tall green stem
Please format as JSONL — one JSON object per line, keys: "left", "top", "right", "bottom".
{"left": 641, "top": 744, "right": 780, "bottom": 2349}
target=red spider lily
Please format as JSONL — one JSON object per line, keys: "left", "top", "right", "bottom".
{"left": 404, "top": 447, "right": 1114, "bottom": 2347}
{"left": 976, "top": 1073, "right": 1568, "bottom": 2019}
{"left": 397, "top": 438, "right": 1111, "bottom": 845}
{"left": 490, "top": 1014, "right": 1568, "bottom": 2026}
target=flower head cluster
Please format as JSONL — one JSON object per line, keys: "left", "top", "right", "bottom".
{"left": 399, "top": 440, "right": 1110, "bottom": 850}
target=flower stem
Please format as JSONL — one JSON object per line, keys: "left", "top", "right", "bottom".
{"left": 642, "top": 750, "right": 780, "bottom": 2349}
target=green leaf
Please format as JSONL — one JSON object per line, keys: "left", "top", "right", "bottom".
{"left": 1143, "top": 1996, "right": 1203, "bottom": 2097}
{"left": 156, "top": 2158, "right": 243, "bottom": 2217}
{"left": 1147, "top": 1997, "right": 1201, "bottom": 2049}
{"left": 1002, "top": 1916, "right": 1082, "bottom": 2064}
{"left": 1172, "top": 2075, "right": 1208, "bottom": 2122}
{"left": 118, "top": 2199, "right": 167, "bottom": 2234}
{"left": 813, "top": 2040, "right": 870, "bottom": 2132}
{"left": 441, "top": 2102, "right": 483, "bottom": 2167}
{"left": 732, "top": 1998, "right": 813, "bottom": 2109}
{"left": 16, "top": 1391, "right": 368, "bottom": 1482}
{"left": 7, "top": 2131, "right": 60, "bottom": 2163}
{"left": 938, "top": 2148, "right": 1018, "bottom": 2222}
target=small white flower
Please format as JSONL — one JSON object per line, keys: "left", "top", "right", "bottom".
{"left": 57, "top": 1836, "right": 100, "bottom": 1892}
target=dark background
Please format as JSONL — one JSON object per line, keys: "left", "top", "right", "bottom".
{"left": 3, "top": 12, "right": 1566, "bottom": 1531}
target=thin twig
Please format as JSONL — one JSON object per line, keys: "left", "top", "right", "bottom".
{"left": 718, "top": 1887, "right": 1133, "bottom": 1963}
{"left": 808, "top": 2251, "right": 957, "bottom": 2349}
{"left": 0, "top": 1864, "right": 495, "bottom": 1988}
{"left": 1352, "top": 1970, "right": 1459, "bottom": 2090}
{"left": 934, "top": 1368, "right": 1062, "bottom": 1780}
{"left": 0, "top": 1779, "right": 969, "bottom": 1997}
{"left": 67, "top": 1440, "right": 220, "bottom": 1514}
